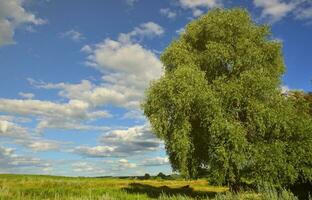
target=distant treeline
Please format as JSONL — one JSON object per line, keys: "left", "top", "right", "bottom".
{"left": 94, "top": 172, "right": 181, "bottom": 180}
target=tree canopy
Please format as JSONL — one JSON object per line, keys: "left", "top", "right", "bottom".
{"left": 142, "top": 8, "right": 312, "bottom": 190}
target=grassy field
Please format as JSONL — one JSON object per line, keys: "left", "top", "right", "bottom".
{"left": 0, "top": 174, "right": 229, "bottom": 200}
{"left": 0, "top": 174, "right": 299, "bottom": 200}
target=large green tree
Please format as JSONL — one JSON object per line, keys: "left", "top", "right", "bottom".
{"left": 142, "top": 8, "right": 312, "bottom": 190}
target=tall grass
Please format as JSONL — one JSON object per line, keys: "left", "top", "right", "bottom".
{"left": 0, "top": 174, "right": 301, "bottom": 200}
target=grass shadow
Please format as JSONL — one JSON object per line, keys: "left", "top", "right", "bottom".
{"left": 123, "top": 183, "right": 218, "bottom": 199}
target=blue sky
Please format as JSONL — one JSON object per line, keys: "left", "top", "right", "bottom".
{"left": 0, "top": 0, "right": 311, "bottom": 177}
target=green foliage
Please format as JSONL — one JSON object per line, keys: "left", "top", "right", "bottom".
{"left": 157, "top": 172, "right": 168, "bottom": 179}
{"left": 142, "top": 8, "right": 312, "bottom": 190}
{"left": 144, "top": 173, "right": 151, "bottom": 180}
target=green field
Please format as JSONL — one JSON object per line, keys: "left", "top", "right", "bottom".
{"left": 0, "top": 174, "right": 301, "bottom": 200}
{"left": 0, "top": 174, "right": 230, "bottom": 200}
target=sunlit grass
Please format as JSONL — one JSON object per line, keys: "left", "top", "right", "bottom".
{"left": 0, "top": 174, "right": 298, "bottom": 200}
{"left": 0, "top": 174, "right": 227, "bottom": 200}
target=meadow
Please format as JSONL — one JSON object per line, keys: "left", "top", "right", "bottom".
{"left": 0, "top": 174, "right": 301, "bottom": 200}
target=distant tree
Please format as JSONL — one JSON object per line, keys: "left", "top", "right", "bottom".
{"left": 143, "top": 173, "right": 151, "bottom": 180}
{"left": 156, "top": 172, "right": 167, "bottom": 179}
{"left": 143, "top": 8, "right": 312, "bottom": 191}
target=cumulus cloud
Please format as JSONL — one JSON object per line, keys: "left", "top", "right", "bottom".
{"left": 36, "top": 118, "right": 110, "bottom": 133}
{"left": 32, "top": 78, "right": 140, "bottom": 109}
{"left": 42, "top": 23, "right": 164, "bottom": 111}
{"left": 72, "top": 162, "right": 106, "bottom": 174}
{"left": 27, "top": 141, "right": 58, "bottom": 151}
{"left": 0, "top": 98, "right": 109, "bottom": 121}
{"left": 0, "top": 119, "right": 28, "bottom": 137}
{"left": 178, "top": 0, "right": 222, "bottom": 16}
{"left": 253, "top": 0, "right": 312, "bottom": 22}
{"left": 0, "top": 0, "right": 46, "bottom": 46}
{"left": 81, "top": 40, "right": 163, "bottom": 109}
{"left": 0, "top": 21, "right": 165, "bottom": 174}
{"left": 19, "top": 92, "right": 35, "bottom": 99}
{"left": 74, "top": 124, "right": 162, "bottom": 157}
{"left": 74, "top": 145, "right": 117, "bottom": 157}
{"left": 34, "top": 22, "right": 164, "bottom": 111}
{"left": 142, "top": 156, "right": 169, "bottom": 166}
{"left": 0, "top": 99, "right": 90, "bottom": 119}
{"left": 0, "top": 21, "right": 163, "bottom": 143}
{"left": 15, "top": 137, "right": 62, "bottom": 152}
{"left": 0, "top": 118, "right": 63, "bottom": 152}
{"left": 86, "top": 39, "right": 163, "bottom": 82}
{"left": 117, "top": 22, "right": 164, "bottom": 44}
{"left": 80, "top": 45, "right": 92, "bottom": 53}
{"left": 0, "top": 146, "right": 52, "bottom": 174}
{"left": 122, "top": 110, "right": 145, "bottom": 120}
{"left": 99, "top": 124, "right": 161, "bottom": 153}
{"left": 179, "top": 0, "right": 222, "bottom": 9}
{"left": 118, "top": 159, "right": 136, "bottom": 168}
{"left": 160, "top": 8, "right": 177, "bottom": 19}
{"left": 0, "top": 115, "right": 31, "bottom": 124}
{"left": 60, "top": 29, "right": 85, "bottom": 42}
{"left": 192, "top": 9, "right": 204, "bottom": 17}
{"left": 253, "top": 0, "right": 295, "bottom": 22}
{"left": 71, "top": 159, "right": 138, "bottom": 176}
{"left": 0, "top": 98, "right": 110, "bottom": 133}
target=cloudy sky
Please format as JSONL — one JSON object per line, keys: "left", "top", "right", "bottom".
{"left": 0, "top": 0, "right": 311, "bottom": 177}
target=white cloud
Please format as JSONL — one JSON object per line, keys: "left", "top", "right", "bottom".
{"left": 118, "top": 22, "right": 164, "bottom": 44}
{"left": 253, "top": 0, "right": 312, "bottom": 23}
{"left": 32, "top": 78, "right": 140, "bottom": 109}
{"left": 142, "top": 157, "right": 169, "bottom": 166}
{"left": 72, "top": 162, "right": 106, "bottom": 174}
{"left": 118, "top": 159, "right": 136, "bottom": 168}
{"left": 0, "top": 146, "right": 14, "bottom": 156}
{"left": 160, "top": 8, "right": 177, "bottom": 19}
{"left": 80, "top": 45, "right": 92, "bottom": 53}
{"left": 36, "top": 118, "right": 110, "bottom": 133}
{"left": 61, "top": 29, "right": 85, "bottom": 42}
{"left": 19, "top": 92, "right": 34, "bottom": 99}
{"left": 16, "top": 139, "right": 61, "bottom": 151}
{"left": 0, "top": 98, "right": 107, "bottom": 120}
{"left": 0, "top": 0, "right": 46, "bottom": 46}
{"left": 74, "top": 145, "right": 117, "bottom": 157}
{"left": 100, "top": 124, "right": 162, "bottom": 154}
{"left": 178, "top": 0, "right": 222, "bottom": 16}
{"left": 122, "top": 110, "right": 145, "bottom": 120}
{"left": 0, "top": 120, "right": 10, "bottom": 134}
{"left": 0, "top": 98, "right": 110, "bottom": 134}
{"left": 37, "top": 24, "right": 164, "bottom": 110}
{"left": 0, "top": 22, "right": 164, "bottom": 164}
{"left": 80, "top": 25, "right": 163, "bottom": 109}
{"left": 74, "top": 124, "right": 162, "bottom": 157}
{"left": 0, "top": 115, "right": 31, "bottom": 124}
{"left": 253, "top": 0, "right": 295, "bottom": 22}
{"left": 192, "top": 9, "right": 204, "bottom": 17}
{"left": 0, "top": 118, "right": 63, "bottom": 152}
{"left": 0, "top": 119, "right": 28, "bottom": 137}
{"left": 0, "top": 145, "right": 52, "bottom": 173}
{"left": 178, "top": 0, "right": 222, "bottom": 9}
{"left": 176, "top": 27, "right": 185, "bottom": 35}
{"left": 87, "top": 39, "right": 162, "bottom": 78}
